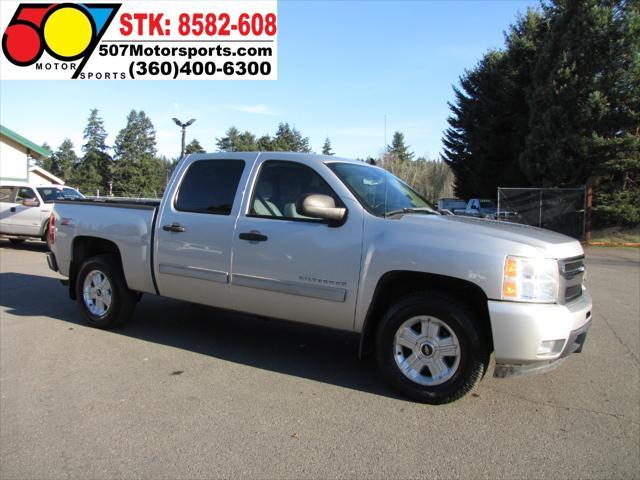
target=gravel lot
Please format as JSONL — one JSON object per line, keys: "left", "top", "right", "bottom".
{"left": 1, "top": 240, "right": 638, "bottom": 479}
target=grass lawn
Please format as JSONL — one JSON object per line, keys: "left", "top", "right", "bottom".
{"left": 590, "top": 226, "right": 640, "bottom": 246}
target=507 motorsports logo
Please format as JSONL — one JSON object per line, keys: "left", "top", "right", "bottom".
{"left": 2, "top": 2, "right": 120, "bottom": 78}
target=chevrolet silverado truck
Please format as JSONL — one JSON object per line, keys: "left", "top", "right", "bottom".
{"left": 47, "top": 152, "right": 592, "bottom": 404}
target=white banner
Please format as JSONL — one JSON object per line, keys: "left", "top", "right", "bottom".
{"left": 0, "top": 0, "right": 278, "bottom": 80}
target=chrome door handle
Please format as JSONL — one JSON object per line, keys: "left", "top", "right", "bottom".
{"left": 239, "top": 232, "right": 268, "bottom": 242}
{"left": 162, "top": 223, "right": 186, "bottom": 233}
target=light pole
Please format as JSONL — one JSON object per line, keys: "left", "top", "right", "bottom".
{"left": 172, "top": 118, "right": 196, "bottom": 158}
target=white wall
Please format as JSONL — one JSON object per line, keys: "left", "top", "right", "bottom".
{"left": 28, "top": 170, "right": 61, "bottom": 186}
{"left": 0, "top": 138, "right": 29, "bottom": 182}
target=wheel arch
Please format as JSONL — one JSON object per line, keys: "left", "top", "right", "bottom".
{"left": 359, "top": 270, "right": 493, "bottom": 358}
{"left": 40, "top": 217, "right": 50, "bottom": 240}
{"left": 68, "top": 236, "right": 123, "bottom": 300}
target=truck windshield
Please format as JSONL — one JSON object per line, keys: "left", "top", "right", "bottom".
{"left": 329, "top": 162, "right": 436, "bottom": 217}
{"left": 37, "top": 187, "right": 83, "bottom": 203}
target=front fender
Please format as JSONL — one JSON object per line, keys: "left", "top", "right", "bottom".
{"left": 353, "top": 214, "right": 541, "bottom": 333}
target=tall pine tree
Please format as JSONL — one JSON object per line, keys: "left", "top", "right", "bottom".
{"left": 36, "top": 143, "right": 54, "bottom": 172}
{"left": 71, "top": 109, "right": 111, "bottom": 195}
{"left": 443, "top": 1, "right": 638, "bottom": 226}
{"left": 387, "top": 131, "right": 414, "bottom": 162}
{"left": 112, "top": 110, "right": 165, "bottom": 197}
{"left": 322, "top": 137, "right": 334, "bottom": 155}
{"left": 271, "top": 123, "right": 311, "bottom": 152}
{"left": 216, "top": 127, "right": 259, "bottom": 151}
{"left": 442, "top": 9, "right": 544, "bottom": 198}
{"left": 216, "top": 123, "right": 312, "bottom": 152}
{"left": 216, "top": 126, "right": 241, "bottom": 151}
{"left": 51, "top": 139, "right": 78, "bottom": 181}
{"left": 520, "top": 0, "right": 639, "bottom": 225}
{"left": 185, "top": 139, "right": 205, "bottom": 154}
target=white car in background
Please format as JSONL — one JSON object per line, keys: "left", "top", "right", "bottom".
{"left": 0, "top": 182, "right": 83, "bottom": 245}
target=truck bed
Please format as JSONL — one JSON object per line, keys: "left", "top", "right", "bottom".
{"left": 52, "top": 198, "right": 159, "bottom": 295}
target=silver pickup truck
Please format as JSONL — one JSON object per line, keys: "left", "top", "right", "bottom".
{"left": 47, "top": 152, "right": 592, "bottom": 404}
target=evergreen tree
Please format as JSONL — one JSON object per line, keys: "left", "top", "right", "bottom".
{"left": 216, "top": 127, "right": 241, "bottom": 151}
{"left": 387, "top": 131, "right": 414, "bottom": 162}
{"left": 216, "top": 127, "right": 260, "bottom": 151}
{"left": 68, "top": 156, "right": 102, "bottom": 195}
{"left": 36, "top": 142, "right": 54, "bottom": 172}
{"left": 157, "top": 155, "right": 175, "bottom": 194}
{"left": 442, "top": 9, "right": 548, "bottom": 199}
{"left": 443, "top": 57, "right": 532, "bottom": 196}
{"left": 50, "top": 139, "right": 77, "bottom": 181}
{"left": 216, "top": 124, "right": 311, "bottom": 152}
{"left": 380, "top": 156, "right": 455, "bottom": 204}
{"left": 271, "top": 123, "right": 311, "bottom": 152}
{"left": 256, "top": 134, "right": 273, "bottom": 151}
{"left": 77, "top": 109, "right": 112, "bottom": 194}
{"left": 185, "top": 139, "right": 205, "bottom": 154}
{"left": 112, "top": 110, "right": 164, "bottom": 197}
{"left": 442, "top": 1, "right": 639, "bottom": 227}
{"left": 520, "top": 0, "right": 639, "bottom": 225}
{"left": 236, "top": 131, "right": 258, "bottom": 151}
{"left": 83, "top": 109, "right": 108, "bottom": 153}
{"left": 322, "top": 137, "right": 334, "bottom": 155}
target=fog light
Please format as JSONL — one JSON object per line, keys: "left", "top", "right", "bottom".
{"left": 537, "top": 339, "right": 565, "bottom": 357}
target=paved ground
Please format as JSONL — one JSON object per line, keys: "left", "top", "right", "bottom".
{"left": 1, "top": 240, "right": 638, "bottom": 479}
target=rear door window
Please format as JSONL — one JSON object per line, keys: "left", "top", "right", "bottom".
{"left": 16, "top": 187, "right": 36, "bottom": 201}
{"left": 175, "top": 160, "right": 245, "bottom": 215}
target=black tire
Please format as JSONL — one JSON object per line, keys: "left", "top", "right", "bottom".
{"left": 8, "top": 238, "right": 25, "bottom": 245}
{"left": 375, "top": 293, "right": 488, "bottom": 404}
{"left": 75, "top": 254, "right": 137, "bottom": 329}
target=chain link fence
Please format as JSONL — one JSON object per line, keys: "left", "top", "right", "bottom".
{"left": 497, "top": 187, "right": 586, "bottom": 239}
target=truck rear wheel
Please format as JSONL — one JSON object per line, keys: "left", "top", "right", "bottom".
{"left": 76, "top": 254, "right": 136, "bottom": 328}
{"left": 376, "top": 293, "right": 487, "bottom": 404}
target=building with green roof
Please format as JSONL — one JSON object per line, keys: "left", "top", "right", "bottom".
{"left": 1, "top": 124, "right": 52, "bottom": 183}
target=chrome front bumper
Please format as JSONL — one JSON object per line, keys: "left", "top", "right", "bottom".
{"left": 488, "top": 289, "right": 592, "bottom": 378}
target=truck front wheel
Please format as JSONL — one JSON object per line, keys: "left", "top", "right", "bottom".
{"left": 76, "top": 254, "right": 136, "bottom": 328}
{"left": 376, "top": 293, "right": 488, "bottom": 404}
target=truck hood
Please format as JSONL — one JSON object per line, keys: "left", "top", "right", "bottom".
{"left": 397, "top": 213, "right": 583, "bottom": 259}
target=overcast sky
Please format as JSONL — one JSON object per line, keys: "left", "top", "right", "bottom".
{"left": 0, "top": 0, "right": 537, "bottom": 160}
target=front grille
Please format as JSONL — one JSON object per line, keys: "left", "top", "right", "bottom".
{"left": 560, "top": 256, "right": 585, "bottom": 279}
{"left": 559, "top": 255, "right": 585, "bottom": 304}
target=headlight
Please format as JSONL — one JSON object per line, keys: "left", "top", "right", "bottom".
{"left": 502, "top": 256, "right": 559, "bottom": 303}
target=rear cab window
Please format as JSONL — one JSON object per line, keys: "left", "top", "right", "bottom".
{"left": 175, "top": 159, "right": 246, "bottom": 215}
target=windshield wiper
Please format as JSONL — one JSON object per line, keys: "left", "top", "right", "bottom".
{"left": 385, "top": 207, "right": 437, "bottom": 218}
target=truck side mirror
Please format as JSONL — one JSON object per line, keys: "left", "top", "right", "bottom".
{"left": 296, "top": 194, "right": 347, "bottom": 226}
{"left": 22, "top": 198, "right": 39, "bottom": 207}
